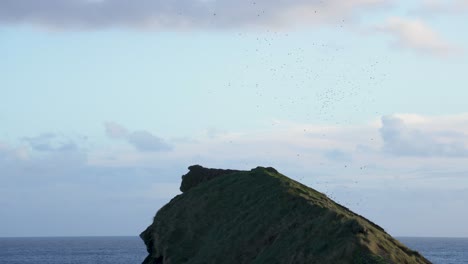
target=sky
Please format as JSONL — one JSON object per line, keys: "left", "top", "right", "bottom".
{"left": 1, "top": 0, "right": 468, "bottom": 238}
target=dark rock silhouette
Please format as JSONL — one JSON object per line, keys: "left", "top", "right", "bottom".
{"left": 141, "top": 165, "right": 431, "bottom": 264}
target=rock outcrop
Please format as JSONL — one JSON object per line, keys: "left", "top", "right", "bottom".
{"left": 141, "top": 165, "right": 431, "bottom": 264}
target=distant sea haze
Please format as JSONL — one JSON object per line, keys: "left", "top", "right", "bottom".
{"left": 0, "top": 236, "right": 466, "bottom": 264}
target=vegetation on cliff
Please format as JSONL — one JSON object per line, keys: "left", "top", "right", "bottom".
{"left": 141, "top": 165, "right": 431, "bottom": 264}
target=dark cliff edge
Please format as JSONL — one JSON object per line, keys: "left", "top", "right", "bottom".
{"left": 140, "top": 165, "right": 431, "bottom": 264}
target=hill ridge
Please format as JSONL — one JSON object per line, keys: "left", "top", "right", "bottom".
{"left": 141, "top": 165, "right": 431, "bottom": 264}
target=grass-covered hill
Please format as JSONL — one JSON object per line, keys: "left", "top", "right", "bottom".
{"left": 140, "top": 165, "right": 431, "bottom": 264}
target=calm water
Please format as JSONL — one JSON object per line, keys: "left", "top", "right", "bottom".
{"left": 399, "top": 237, "right": 468, "bottom": 264}
{"left": 0, "top": 236, "right": 466, "bottom": 263}
{"left": 0, "top": 237, "right": 147, "bottom": 264}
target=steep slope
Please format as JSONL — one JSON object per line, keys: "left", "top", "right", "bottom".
{"left": 141, "top": 165, "right": 431, "bottom": 264}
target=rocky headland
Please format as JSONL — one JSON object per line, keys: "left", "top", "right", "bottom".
{"left": 141, "top": 165, "right": 431, "bottom": 264}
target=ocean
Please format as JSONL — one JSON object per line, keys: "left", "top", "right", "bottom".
{"left": 399, "top": 237, "right": 468, "bottom": 264}
{"left": 0, "top": 236, "right": 466, "bottom": 264}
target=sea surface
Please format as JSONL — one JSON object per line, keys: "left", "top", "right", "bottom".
{"left": 399, "top": 237, "right": 468, "bottom": 264}
{"left": 0, "top": 236, "right": 466, "bottom": 263}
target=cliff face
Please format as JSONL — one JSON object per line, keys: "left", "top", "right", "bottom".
{"left": 140, "top": 165, "right": 431, "bottom": 264}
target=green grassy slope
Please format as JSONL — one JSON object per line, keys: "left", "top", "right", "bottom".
{"left": 141, "top": 165, "right": 431, "bottom": 264}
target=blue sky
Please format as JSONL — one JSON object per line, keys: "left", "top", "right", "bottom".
{"left": 1, "top": 0, "right": 468, "bottom": 237}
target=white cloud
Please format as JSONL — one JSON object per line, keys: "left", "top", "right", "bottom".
{"left": 375, "top": 17, "right": 461, "bottom": 56}
{"left": 104, "top": 122, "right": 173, "bottom": 152}
{"left": 127, "top": 130, "right": 173, "bottom": 152}
{"left": 93, "top": 113, "right": 468, "bottom": 182}
{"left": 5, "top": 113, "right": 468, "bottom": 187}
{"left": 0, "top": 0, "right": 391, "bottom": 30}
{"left": 419, "top": 0, "right": 468, "bottom": 14}
{"left": 1, "top": 135, "right": 87, "bottom": 174}
{"left": 3, "top": 115, "right": 468, "bottom": 237}
{"left": 22, "top": 133, "right": 79, "bottom": 152}
{"left": 380, "top": 115, "right": 468, "bottom": 157}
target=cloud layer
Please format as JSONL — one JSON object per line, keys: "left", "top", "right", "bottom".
{"left": 380, "top": 115, "right": 468, "bottom": 157}
{"left": 0, "top": 0, "right": 390, "bottom": 30}
{"left": 23, "top": 133, "right": 78, "bottom": 152}
{"left": 104, "top": 122, "right": 172, "bottom": 152}
{"left": 2, "top": 113, "right": 468, "bottom": 236}
{"left": 419, "top": 0, "right": 468, "bottom": 14}
{"left": 375, "top": 17, "right": 460, "bottom": 56}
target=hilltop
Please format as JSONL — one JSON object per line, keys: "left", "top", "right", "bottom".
{"left": 140, "top": 165, "right": 431, "bottom": 264}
